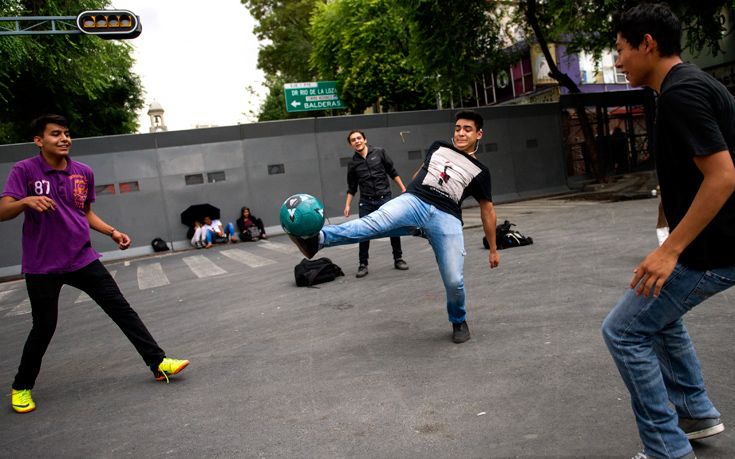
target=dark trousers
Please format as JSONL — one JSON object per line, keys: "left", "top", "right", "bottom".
{"left": 13, "top": 259, "right": 165, "bottom": 390}
{"left": 239, "top": 217, "right": 266, "bottom": 241}
{"left": 358, "top": 194, "right": 402, "bottom": 265}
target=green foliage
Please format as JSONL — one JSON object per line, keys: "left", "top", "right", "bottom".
{"left": 309, "top": 0, "right": 435, "bottom": 113}
{"left": 402, "top": 0, "right": 510, "bottom": 104}
{"left": 0, "top": 0, "right": 144, "bottom": 144}
{"left": 512, "top": 0, "right": 735, "bottom": 61}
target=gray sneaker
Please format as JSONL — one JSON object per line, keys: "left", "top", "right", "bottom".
{"left": 632, "top": 450, "right": 696, "bottom": 459}
{"left": 678, "top": 417, "right": 724, "bottom": 440}
{"left": 356, "top": 264, "right": 368, "bottom": 278}
{"left": 394, "top": 259, "right": 409, "bottom": 270}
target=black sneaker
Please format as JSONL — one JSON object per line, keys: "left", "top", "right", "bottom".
{"left": 678, "top": 417, "right": 724, "bottom": 440}
{"left": 394, "top": 259, "right": 409, "bottom": 270}
{"left": 356, "top": 264, "right": 368, "bottom": 278}
{"left": 452, "top": 321, "right": 471, "bottom": 343}
{"left": 288, "top": 234, "right": 319, "bottom": 259}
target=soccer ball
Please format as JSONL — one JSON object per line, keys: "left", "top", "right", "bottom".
{"left": 280, "top": 194, "right": 325, "bottom": 239}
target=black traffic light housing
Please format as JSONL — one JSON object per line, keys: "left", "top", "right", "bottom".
{"left": 76, "top": 10, "right": 141, "bottom": 40}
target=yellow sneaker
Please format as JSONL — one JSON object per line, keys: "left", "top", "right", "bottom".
{"left": 11, "top": 389, "right": 35, "bottom": 413}
{"left": 154, "top": 358, "right": 189, "bottom": 382}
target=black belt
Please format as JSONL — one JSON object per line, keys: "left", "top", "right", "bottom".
{"left": 362, "top": 194, "right": 391, "bottom": 200}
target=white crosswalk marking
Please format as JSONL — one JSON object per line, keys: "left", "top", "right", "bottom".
{"left": 6, "top": 299, "right": 31, "bottom": 317}
{"left": 220, "top": 249, "right": 277, "bottom": 268}
{"left": 182, "top": 255, "right": 227, "bottom": 278}
{"left": 258, "top": 240, "right": 301, "bottom": 255}
{"left": 138, "top": 263, "right": 170, "bottom": 289}
{"left": 75, "top": 270, "right": 117, "bottom": 303}
{"left": 0, "top": 290, "right": 15, "bottom": 303}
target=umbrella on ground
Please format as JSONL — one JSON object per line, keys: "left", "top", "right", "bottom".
{"left": 181, "top": 203, "right": 220, "bottom": 228}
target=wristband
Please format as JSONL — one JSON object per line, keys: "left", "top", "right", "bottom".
{"left": 110, "top": 228, "right": 116, "bottom": 238}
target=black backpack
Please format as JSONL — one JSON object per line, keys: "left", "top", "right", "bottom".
{"left": 483, "top": 220, "right": 533, "bottom": 250}
{"left": 151, "top": 237, "right": 170, "bottom": 252}
{"left": 294, "top": 257, "right": 344, "bottom": 287}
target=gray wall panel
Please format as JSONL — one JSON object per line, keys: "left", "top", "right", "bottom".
{"left": 0, "top": 105, "right": 569, "bottom": 276}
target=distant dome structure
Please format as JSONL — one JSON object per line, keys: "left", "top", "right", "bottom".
{"left": 147, "top": 100, "right": 167, "bottom": 132}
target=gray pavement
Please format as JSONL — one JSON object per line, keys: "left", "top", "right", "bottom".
{"left": 1, "top": 194, "right": 734, "bottom": 458}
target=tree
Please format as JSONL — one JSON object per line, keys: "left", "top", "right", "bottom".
{"left": 0, "top": 0, "right": 144, "bottom": 144}
{"left": 514, "top": 0, "right": 735, "bottom": 183}
{"left": 402, "top": 0, "right": 510, "bottom": 108}
{"left": 242, "top": 0, "right": 335, "bottom": 121}
{"left": 309, "top": 0, "right": 435, "bottom": 113}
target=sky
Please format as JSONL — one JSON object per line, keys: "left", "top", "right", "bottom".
{"left": 110, "top": 0, "right": 266, "bottom": 132}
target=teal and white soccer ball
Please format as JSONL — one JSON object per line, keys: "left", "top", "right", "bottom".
{"left": 280, "top": 194, "right": 325, "bottom": 239}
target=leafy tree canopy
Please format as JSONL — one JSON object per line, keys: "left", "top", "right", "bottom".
{"left": 0, "top": 0, "right": 144, "bottom": 144}
{"left": 309, "top": 0, "right": 435, "bottom": 113}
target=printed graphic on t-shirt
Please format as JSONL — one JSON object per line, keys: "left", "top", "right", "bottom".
{"left": 30, "top": 179, "right": 50, "bottom": 196}
{"left": 421, "top": 146, "right": 482, "bottom": 204}
{"left": 70, "top": 174, "right": 88, "bottom": 209}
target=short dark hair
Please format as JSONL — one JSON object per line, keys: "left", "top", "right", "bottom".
{"left": 612, "top": 2, "right": 681, "bottom": 57}
{"left": 30, "top": 114, "right": 70, "bottom": 139}
{"left": 347, "top": 130, "right": 366, "bottom": 143}
{"left": 455, "top": 110, "right": 483, "bottom": 131}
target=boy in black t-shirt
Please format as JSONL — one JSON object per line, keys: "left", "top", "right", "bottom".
{"left": 290, "top": 110, "right": 500, "bottom": 343}
{"left": 602, "top": 4, "right": 735, "bottom": 459}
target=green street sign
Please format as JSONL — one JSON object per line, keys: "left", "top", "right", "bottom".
{"left": 284, "top": 81, "right": 346, "bottom": 112}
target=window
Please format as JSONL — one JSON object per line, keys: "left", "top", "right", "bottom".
{"left": 119, "top": 181, "right": 139, "bottom": 193}
{"left": 408, "top": 150, "right": 423, "bottom": 160}
{"left": 207, "top": 171, "right": 226, "bottom": 183}
{"left": 95, "top": 184, "right": 115, "bottom": 195}
{"left": 185, "top": 174, "right": 204, "bottom": 186}
{"left": 268, "top": 164, "right": 285, "bottom": 175}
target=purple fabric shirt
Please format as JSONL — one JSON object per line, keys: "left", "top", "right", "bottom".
{"left": 2, "top": 153, "right": 100, "bottom": 274}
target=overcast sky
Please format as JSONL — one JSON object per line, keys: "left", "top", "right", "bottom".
{"left": 111, "top": 0, "right": 266, "bottom": 132}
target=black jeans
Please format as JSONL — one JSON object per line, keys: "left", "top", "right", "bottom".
{"left": 13, "top": 259, "right": 165, "bottom": 390}
{"left": 358, "top": 194, "right": 402, "bottom": 265}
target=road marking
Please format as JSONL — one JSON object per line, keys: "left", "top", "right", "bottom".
{"left": 258, "top": 240, "right": 301, "bottom": 255}
{"left": 220, "top": 249, "right": 277, "bottom": 268}
{"left": 182, "top": 255, "right": 227, "bottom": 278}
{"left": 138, "top": 263, "right": 170, "bottom": 289}
{"left": 75, "top": 270, "right": 117, "bottom": 303}
{"left": 5, "top": 299, "right": 30, "bottom": 317}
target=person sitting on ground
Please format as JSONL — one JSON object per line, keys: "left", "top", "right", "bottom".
{"left": 202, "top": 215, "right": 237, "bottom": 248}
{"left": 190, "top": 220, "right": 207, "bottom": 248}
{"left": 236, "top": 206, "right": 267, "bottom": 241}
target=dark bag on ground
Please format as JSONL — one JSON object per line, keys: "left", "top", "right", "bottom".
{"left": 483, "top": 220, "right": 533, "bottom": 250}
{"left": 294, "top": 257, "right": 344, "bottom": 287}
{"left": 151, "top": 237, "right": 170, "bottom": 252}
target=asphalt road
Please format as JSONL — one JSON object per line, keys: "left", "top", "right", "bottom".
{"left": 1, "top": 196, "right": 734, "bottom": 458}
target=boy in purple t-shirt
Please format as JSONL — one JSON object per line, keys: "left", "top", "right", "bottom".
{"left": 0, "top": 115, "right": 190, "bottom": 414}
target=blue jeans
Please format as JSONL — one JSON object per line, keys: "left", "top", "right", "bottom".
{"left": 206, "top": 222, "right": 235, "bottom": 244}
{"left": 321, "top": 193, "right": 467, "bottom": 323}
{"left": 14, "top": 260, "right": 166, "bottom": 390}
{"left": 602, "top": 263, "right": 735, "bottom": 459}
{"left": 358, "top": 194, "right": 402, "bottom": 265}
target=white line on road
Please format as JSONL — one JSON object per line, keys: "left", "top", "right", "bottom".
{"left": 138, "top": 263, "right": 171, "bottom": 289}
{"left": 182, "top": 255, "right": 227, "bottom": 278}
{"left": 5, "top": 299, "right": 30, "bottom": 317}
{"left": 220, "top": 249, "right": 277, "bottom": 268}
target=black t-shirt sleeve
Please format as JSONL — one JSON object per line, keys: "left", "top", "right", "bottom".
{"left": 658, "top": 87, "right": 730, "bottom": 157}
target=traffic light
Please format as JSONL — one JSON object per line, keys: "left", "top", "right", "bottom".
{"left": 76, "top": 10, "right": 141, "bottom": 40}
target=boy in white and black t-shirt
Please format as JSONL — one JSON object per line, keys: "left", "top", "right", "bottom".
{"left": 290, "top": 110, "right": 500, "bottom": 344}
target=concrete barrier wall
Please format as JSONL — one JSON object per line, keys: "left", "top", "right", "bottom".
{"left": 0, "top": 104, "right": 569, "bottom": 277}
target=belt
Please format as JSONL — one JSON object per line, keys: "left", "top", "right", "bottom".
{"left": 362, "top": 194, "right": 391, "bottom": 200}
